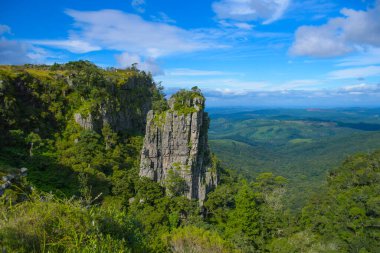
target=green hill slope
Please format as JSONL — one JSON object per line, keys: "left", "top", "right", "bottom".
{"left": 209, "top": 108, "right": 380, "bottom": 209}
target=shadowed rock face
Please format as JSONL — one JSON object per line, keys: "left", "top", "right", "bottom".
{"left": 140, "top": 89, "right": 218, "bottom": 204}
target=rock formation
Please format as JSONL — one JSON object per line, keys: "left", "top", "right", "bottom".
{"left": 140, "top": 89, "right": 218, "bottom": 204}
{"left": 74, "top": 76, "right": 153, "bottom": 134}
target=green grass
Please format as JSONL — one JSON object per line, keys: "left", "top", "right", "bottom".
{"left": 0, "top": 192, "right": 142, "bottom": 252}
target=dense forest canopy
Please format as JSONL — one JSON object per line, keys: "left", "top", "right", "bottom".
{"left": 0, "top": 62, "right": 379, "bottom": 252}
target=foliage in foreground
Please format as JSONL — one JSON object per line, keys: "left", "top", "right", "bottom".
{"left": 0, "top": 192, "right": 145, "bottom": 253}
{"left": 2, "top": 150, "right": 379, "bottom": 252}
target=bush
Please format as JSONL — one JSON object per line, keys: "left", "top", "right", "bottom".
{"left": 164, "top": 226, "right": 235, "bottom": 253}
{"left": 0, "top": 192, "right": 145, "bottom": 252}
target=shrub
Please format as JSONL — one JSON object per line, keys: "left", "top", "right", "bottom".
{"left": 0, "top": 192, "right": 145, "bottom": 252}
{"left": 164, "top": 226, "right": 235, "bottom": 253}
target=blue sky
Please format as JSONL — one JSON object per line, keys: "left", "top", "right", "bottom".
{"left": 1, "top": 0, "right": 380, "bottom": 107}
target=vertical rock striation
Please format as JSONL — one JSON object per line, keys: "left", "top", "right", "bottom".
{"left": 140, "top": 89, "right": 218, "bottom": 204}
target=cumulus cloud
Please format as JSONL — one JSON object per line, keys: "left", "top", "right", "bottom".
{"left": 212, "top": 0, "right": 290, "bottom": 24}
{"left": 290, "top": 2, "right": 380, "bottom": 57}
{"left": 28, "top": 9, "right": 221, "bottom": 73}
{"left": 116, "top": 52, "right": 162, "bottom": 75}
{"left": 340, "top": 6, "right": 380, "bottom": 47}
{"left": 39, "top": 9, "right": 213, "bottom": 58}
{"left": 290, "top": 19, "right": 352, "bottom": 57}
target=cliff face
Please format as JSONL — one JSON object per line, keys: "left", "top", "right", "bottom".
{"left": 140, "top": 89, "right": 218, "bottom": 203}
{"left": 73, "top": 76, "right": 154, "bottom": 134}
{"left": 0, "top": 62, "right": 158, "bottom": 139}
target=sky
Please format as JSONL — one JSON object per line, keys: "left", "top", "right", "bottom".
{"left": 1, "top": 0, "right": 380, "bottom": 107}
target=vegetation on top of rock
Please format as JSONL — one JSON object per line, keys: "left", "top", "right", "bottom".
{"left": 170, "top": 86, "right": 205, "bottom": 115}
{"left": 150, "top": 86, "right": 205, "bottom": 126}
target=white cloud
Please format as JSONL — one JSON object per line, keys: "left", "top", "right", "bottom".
{"left": 340, "top": 6, "right": 380, "bottom": 47}
{"left": 290, "top": 19, "right": 352, "bottom": 57}
{"left": 161, "top": 72, "right": 380, "bottom": 106}
{"left": 287, "top": 0, "right": 337, "bottom": 20}
{"left": 116, "top": 52, "right": 162, "bottom": 75}
{"left": 0, "top": 38, "right": 52, "bottom": 65}
{"left": 340, "top": 83, "right": 379, "bottom": 92}
{"left": 0, "top": 25, "right": 51, "bottom": 65}
{"left": 273, "top": 79, "right": 321, "bottom": 90}
{"left": 212, "top": 0, "right": 290, "bottom": 24}
{"left": 151, "top": 12, "right": 176, "bottom": 24}
{"left": 0, "top": 25, "right": 11, "bottom": 35}
{"left": 214, "top": 88, "right": 248, "bottom": 95}
{"left": 328, "top": 66, "right": 380, "bottom": 79}
{"left": 234, "top": 22, "right": 254, "bottom": 30}
{"left": 200, "top": 82, "right": 380, "bottom": 107}
{"left": 30, "top": 40, "right": 101, "bottom": 53}
{"left": 0, "top": 38, "right": 31, "bottom": 64}
{"left": 28, "top": 9, "right": 221, "bottom": 73}
{"left": 56, "top": 9, "right": 212, "bottom": 58}
{"left": 26, "top": 46, "right": 50, "bottom": 62}
{"left": 337, "top": 47, "right": 380, "bottom": 67}
{"left": 218, "top": 20, "right": 254, "bottom": 30}
{"left": 131, "top": 0, "right": 145, "bottom": 13}
{"left": 290, "top": 2, "right": 380, "bottom": 57}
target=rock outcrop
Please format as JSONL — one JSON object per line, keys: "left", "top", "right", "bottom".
{"left": 0, "top": 168, "right": 28, "bottom": 197}
{"left": 74, "top": 76, "right": 153, "bottom": 133}
{"left": 140, "top": 89, "right": 218, "bottom": 204}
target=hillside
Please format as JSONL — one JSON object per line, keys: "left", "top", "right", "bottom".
{"left": 1, "top": 63, "right": 379, "bottom": 252}
{"left": 209, "top": 108, "right": 380, "bottom": 208}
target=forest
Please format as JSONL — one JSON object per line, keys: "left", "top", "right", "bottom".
{"left": 208, "top": 108, "right": 380, "bottom": 210}
{"left": 0, "top": 61, "right": 379, "bottom": 252}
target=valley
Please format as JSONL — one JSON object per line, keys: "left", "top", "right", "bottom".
{"left": 209, "top": 108, "right": 380, "bottom": 209}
